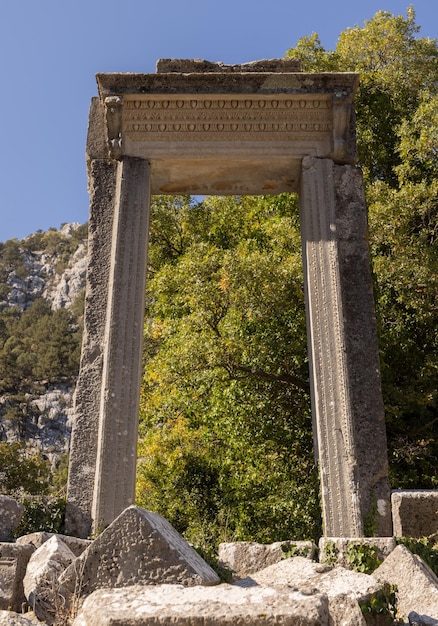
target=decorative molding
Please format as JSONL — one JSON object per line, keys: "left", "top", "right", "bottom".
{"left": 122, "top": 96, "right": 333, "bottom": 143}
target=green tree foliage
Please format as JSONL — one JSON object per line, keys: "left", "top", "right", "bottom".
{"left": 0, "top": 442, "right": 50, "bottom": 495}
{"left": 137, "top": 195, "right": 321, "bottom": 548}
{"left": 0, "top": 297, "right": 82, "bottom": 394}
{"left": 0, "top": 441, "right": 66, "bottom": 536}
{"left": 0, "top": 240, "right": 28, "bottom": 297}
{"left": 368, "top": 180, "right": 438, "bottom": 487}
{"left": 286, "top": 7, "right": 438, "bottom": 185}
{"left": 397, "top": 94, "right": 438, "bottom": 185}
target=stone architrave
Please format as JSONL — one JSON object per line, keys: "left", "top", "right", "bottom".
{"left": 66, "top": 59, "right": 391, "bottom": 539}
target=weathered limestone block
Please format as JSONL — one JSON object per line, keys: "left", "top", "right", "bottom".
{"left": 23, "top": 535, "right": 76, "bottom": 625}
{"left": 373, "top": 544, "right": 438, "bottom": 623}
{"left": 0, "top": 496, "right": 24, "bottom": 542}
{"left": 0, "top": 611, "right": 40, "bottom": 625}
{"left": 73, "top": 583, "right": 330, "bottom": 626}
{"left": 326, "top": 594, "right": 367, "bottom": 626}
{"left": 0, "top": 543, "right": 35, "bottom": 612}
{"left": 319, "top": 537, "right": 396, "bottom": 569}
{"left": 16, "top": 532, "right": 52, "bottom": 549}
{"left": 392, "top": 490, "right": 438, "bottom": 539}
{"left": 60, "top": 506, "right": 219, "bottom": 606}
{"left": 236, "top": 555, "right": 379, "bottom": 598}
{"left": 16, "top": 532, "right": 91, "bottom": 557}
{"left": 218, "top": 540, "right": 316, "bottom": 579}
{"left": 236, "top": 557, "right": 382, "bottom": 608}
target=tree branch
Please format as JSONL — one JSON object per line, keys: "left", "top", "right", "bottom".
{"left": 222, "top": 362, "right": 310, "bottom": 393}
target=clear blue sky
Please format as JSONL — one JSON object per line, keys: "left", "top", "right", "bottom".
{"left": 0, "top": 1, "right": 436, "bottom": 242}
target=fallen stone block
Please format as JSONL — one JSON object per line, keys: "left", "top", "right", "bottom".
{"left": 23, "top": 535, "right": 76, "bottom": 625}
{"left": 373, "top": 544, "right": 438, "bottom": 623}
{"left": 16, "top": 532, "right": 91, "bottom": 557}
{"left": 392, "top": 490, "right": 438, "bottom": 539}
{"left": 0, "top": 496, "right": 24, "bottom": 542}
{"left": 235, "top": 556, "right": 395, "bottom": 624}
{"left": 16, "top": 532, "right": 53, "bottom": 549}
{"left": 73, "top": 583, "right": 330, "bottom": 626}
{"left": 319, "top": 537, "right": 396, "bottom": 571}
{"left": 60, "top": 506, "right": 219, "bottom": 606}
{"left": 0, "top": 610, "right": 40, "bottom": 625}
{"left": 218, "top": 540, "right": 316, "bottom": 579}
{"left": 236, "top": 556, "right": 381, "bottom": 602}
{"left": 0, "top": 543, "right": 35, "bottom": 612}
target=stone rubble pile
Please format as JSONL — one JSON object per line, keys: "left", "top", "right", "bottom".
{"left": 0, "top": 500, "right": 437, "bottom": 625}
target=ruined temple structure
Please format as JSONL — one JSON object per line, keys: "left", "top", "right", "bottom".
{"left": 66, "top": 59, "right": 392, "bottom": 539}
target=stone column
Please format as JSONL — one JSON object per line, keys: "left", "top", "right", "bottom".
{"left": 66, "top": 155, "right": 150, "bottom": 537}
{"left": 65, "top": 157, "right": 118, "bottom": 538}
{"left": 300, "top": 156, "right": 392, "bottom": 537}
{"left": 91, "top": 156, "right": 150, "bottom": 533}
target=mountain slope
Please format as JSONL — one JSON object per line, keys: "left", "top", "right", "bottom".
{"left": 0, "top": 223, "right": 87, "bottom": 468}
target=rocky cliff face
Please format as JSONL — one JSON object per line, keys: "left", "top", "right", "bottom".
{"left": 4, "top": 223, "right": 87, "bottom": 313}
{"left": 0, "top": 223, "right": 88, "bottom": 466}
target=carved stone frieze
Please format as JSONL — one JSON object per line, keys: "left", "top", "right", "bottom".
{"left": 122, "top": 95, "right": 332, "bottom": 146}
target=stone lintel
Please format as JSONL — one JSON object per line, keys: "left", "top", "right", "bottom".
{"left": 93, "top": 66, "right": 358, "bottom": 195}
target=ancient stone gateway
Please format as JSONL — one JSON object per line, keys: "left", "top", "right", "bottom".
{"left": 66, "top": 59, "right": 392, "bottom": 539}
